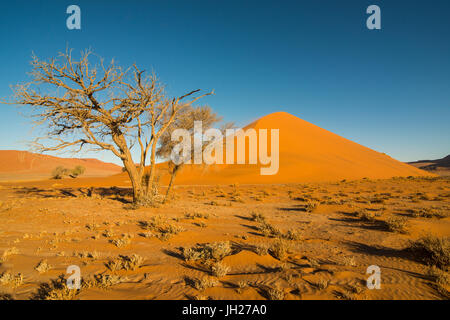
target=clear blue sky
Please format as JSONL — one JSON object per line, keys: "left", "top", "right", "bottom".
{"left": 0, "top": 0, "right": 449, "bottom": 165}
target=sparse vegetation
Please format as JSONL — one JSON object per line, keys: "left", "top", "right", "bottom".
{"left": 106, "top": 254, "right": 144, "bottom": 271}
{"left": 210, "top": 261, "right": 230, "bottom": 277}
{"left": 269, "top": 240, "right": 289, "bottom": 260}
{"left": 384, "top": 216, "right": 409, "bottom": 234}
{"left": 181, "top": 242, "right": 232, "bottom": 262}
{"left": 409, "top": 235, "right": 449, "bottom": 269}
{"left": 139, "top": 216, "right": 184, "bottom": 240}
{"left": 34, "top": 259, "right": 51, "bottom": 274}
{"left": 31, "top": 275, "right": 80, "bottom": 300}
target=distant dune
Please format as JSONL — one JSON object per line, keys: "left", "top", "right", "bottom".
{"left": 0, "top": 150, "right": 121, "bottom": 181}
{"left": 0, "top": 112, "right": 434, "bottom": 185}
{"left": 407, "top": 155, "right": 450, "bottom": 177}
{"left": 108, "top": 111, "right": 434, "bottom": 186}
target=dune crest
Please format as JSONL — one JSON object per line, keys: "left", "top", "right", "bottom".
{"left": 155, "top": 111, "right": 433, "bottom": 185}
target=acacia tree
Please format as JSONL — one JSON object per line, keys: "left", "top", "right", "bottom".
{"left": 9, "top": 49, "right": 212, "bottom": 205}
{"left": 157, "top": 105, "right": 232, "bottom": 203}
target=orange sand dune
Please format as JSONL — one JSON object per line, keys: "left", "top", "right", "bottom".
{"left": 0, "top": 150, "right": 121, "bottom": 181}
{"left": 119, "top": 111, "right": 434, "bottom": 186}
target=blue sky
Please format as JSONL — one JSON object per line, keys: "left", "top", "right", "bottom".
{"left": 0, "top": 0, "right": 449, "bottom": 165}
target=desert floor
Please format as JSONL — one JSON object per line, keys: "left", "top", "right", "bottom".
{"left": 0, "top": 176, "right": 449, "bottom": 300}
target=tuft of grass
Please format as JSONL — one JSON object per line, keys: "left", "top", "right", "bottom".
{"left": 254, "top": 244, "right": 269, "bottom": 256}
{"left": 409, "top": 235, "right": 449, "bottom": 269}
{"left": 1, "top": 247, "right": 19, "bottom": 262}
{"left": 186, "top": 277, "right": 219, "bottom": 291}
{"left": 93, "top": 274, "right": 126, "bottom": 289}
{"left": 269, "top": 240, "right": 289, "bottom": 260}
{"left": 265, "top": 286, "right": 285, "bottom": 300}
{"left": 210, "top": 261, "right": 230, "bottom": 277}
{"left": 250, "top": 212, "right": 267, "bottom": 223}
{"left": 384, "top": 216, "right": 409, "bottom": 234}
{"left": 283, "top": 229, "right": 302, "bottom": 240}
{"left": 138, "top": 216, "right": 184, "bottom": 240}
{"left": 181, "top": 242, "right": 232, "bottom": 262}
{"left": 304, "top": 200, "right": 319, "bottom": 212}
{"left": 427, "top": 266, "right": 449, "bottom": 297}
{"left": 109, "top": 234, "right": 132, "bottom": 247}
{"left": 315, "top": 279, "right": 329, "bottom": 290}
{"left": 356, "top": 209, "right": 377, "bottom": 222}
{"left": 0, "top": 272, "right": 23, "bottom": 288}
{"left": 106, "top": 254, "right": 144, "bottom": 271}
{"left": 31, "top": 275, "right": 80, "bottom": 300}
{"left": 257, "top": 222, "right": 281, "bottom": 238}
{"left": 35, "top": 259, "right": 52, "bottom": 274}
{"left": 409, "top": 208, "right": 448, "bottom": 219}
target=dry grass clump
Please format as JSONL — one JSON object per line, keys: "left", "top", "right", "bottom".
{"left": 0, "top": 271, "right": 23, "bottom": 287}
{"left": 93, "top": 273, "right": 126, "bottom": 289}
{"left": 138, "top": 216, "right": 184, "bottom": 240}
{"left": 264, "top": 286, "right": 285, "bottom": 300}
{"left": 269, "top": 240, "right": 289, "bottom": 260}
{"left": 253, "top": 244, "right": 269, "bottom": 256}
{"left": 409, "top": 235, "right": 449, "bottom": 269}
{"left": 250, "top": 212, "right": 267, "bottom": 223}
{"left": 106, "top": 254, "right": 144, "bottom": 271}
{"left": 109, "top": 234, "right": 132, "bottom": 247}
{"left": 257, "top": 222, "right": 281, "bottom": 238}
{"left": 186, "top": 276, "right": 219, "bottom": 291}
{"left": 35, "top": 259, "right": 52, "bottom": 274}
{"left": 1, "top": 247, "right": 19, "bottom": 262}
{"left": 283, "top": 229, "right": 302, "bottom": 240}
{"left": 384, "top": 216, "right": 409, "bottom": 234}
{"left": 31, "top": 275, "right": 80, "bottom": 300}
{"left": 304, "top": 200, "right": 319, "bottom": 212}
{"left": 427, "top": 266, "right": 449, "bottom": 297}
{"left": 314, "top": 279, "right": 329, "bottom": 290}
{"left": 356, "top": 209, "right": 377, "bottom": 222}
{"left": 409, "top": 208, "right": 448, "bottom": 219}
{"left": 181, "top": 241, "right": 232, "bottom": 262}
{"left": 210, "top": 261, "right": 230, "bottom": 277}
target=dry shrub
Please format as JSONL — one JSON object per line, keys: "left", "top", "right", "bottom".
{"left": 410, "top": 208, "right": 447, "bottom": 219}
{"left": 186, "top": 277, "right": 219, "bottom": 291}
{"left": 31, "top": 275, "right": 80, "bottom": 300}
{"left": 250, "top": 212, "right": 267, "bottom": 223}
{"left": 109, "top": 234, "right": 132, "bottom": 247}
{"left": 106, "top": 254, "right": 144, "bottom": 271}
{"left": 0, "top": 272, "right": 23, "bottom": 287}
{"left": 210, "top": 261, "right": 230, "bottom": 277}
{"left": 304, "top": 200, "right": 319, "bottom": 212}
{"left": 1, "top": 247, "right": 19, "bottom": 262}
{"left": 35, "top": 259, "right": 52, "bottom": 274}
{"left": 93, "top": 274, "right": 126, "bottom": 289}
{"left": 356, "top": 209, "right": 377, "bottom": 222}
{"left": 409, "top": 235, "right": 449, "bottom": 269}
{"left": 138, "top": 216, "right": 184, "bottom": 240}
{"left": 254, "top": 244, "right": 269, "bottom": 256}
{"left": 264, "top": 286, "right": 285, "bottom": 300}
{"left": 269, "top": 240, "right": 289, "bottom": 260}
{"left": 427, "top": 266, "right": 449, "bottom": 297}
{"left": 257, "top": 222, "right": 281, "bottom": 238}
{"left": 181, "top": 241, "right": 232, "bottom": 262}
{"left": 384, "top": 216, "right": 409, "bottom": 234}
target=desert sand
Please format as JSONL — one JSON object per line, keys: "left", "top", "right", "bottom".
{"left": 0, "top": 150, "right": 121, "bottom": 182}
{"left": 0, "top": 113, "right": 448, "bottom": 300}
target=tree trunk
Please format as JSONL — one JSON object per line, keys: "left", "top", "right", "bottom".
{"left": 163, "top": 165, "right": 180, "bottom": 204}
{"left": 122, "top": 156, "right": 144, "bottom": 204}
{"left": 145, "top": 142, "right": 158, "bottom": 196}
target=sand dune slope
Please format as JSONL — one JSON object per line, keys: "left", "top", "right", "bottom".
{"left": 118, "top": 111, "right": 434, "bottom": 186}
{"left": 0, "top": 150, "right": 121, "bottom": 181}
